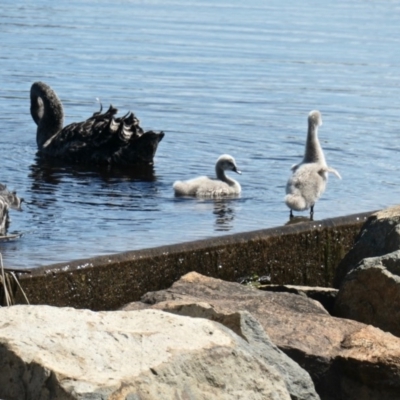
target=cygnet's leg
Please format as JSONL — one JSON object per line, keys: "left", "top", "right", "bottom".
{"left": 290, "top": 209, "right": 294, "bottom": 219}
{"left": 310, "top": 205, "right": 314, "bottom": 220}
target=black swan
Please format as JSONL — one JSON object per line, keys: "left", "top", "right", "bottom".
{"left": 30, "top": 82, "right": 164, "bottom": 167}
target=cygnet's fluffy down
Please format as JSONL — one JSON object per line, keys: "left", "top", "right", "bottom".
{"left": 173, "top": 154, "right": 241, "bottom": 197}
{"left": 0, "top": 183, "right": 23, "bottom": 236}
{"left": 285, "top": 110, "right": 341, "bottom": 218}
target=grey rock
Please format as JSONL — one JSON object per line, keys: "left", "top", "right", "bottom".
{"left": 0, "top": 305, "right": 292, "bottom": 400}
{"left": 334, "top": 249, "right": 400, "bottom": 336}
{"left": 334, "top": 205, "right": 400, "bottom": 288}
{"left": 129, "top": 300, "right": 320, "bottom": 400}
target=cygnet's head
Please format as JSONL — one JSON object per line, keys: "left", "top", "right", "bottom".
{"left": 216, "top": 154, "right": 241, "bottom": 174}
{"left": 308, "top": 110, "right": 322, "bottom": 127}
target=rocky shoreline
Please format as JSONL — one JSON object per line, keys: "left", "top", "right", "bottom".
{"left": 2, "top": 206, "right": 400, "bottom": 399}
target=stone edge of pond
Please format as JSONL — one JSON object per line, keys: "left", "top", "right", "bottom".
{"left": 12, "top": 210, "right": 374, "bottom": 310}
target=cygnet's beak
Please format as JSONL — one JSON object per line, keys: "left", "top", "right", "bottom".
{"left": 233, "top": 167, "right": 242, "bottom": 175}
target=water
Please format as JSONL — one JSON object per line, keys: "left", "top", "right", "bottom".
{"left": 1, "top": 0, "right": 400, "bottom": 268}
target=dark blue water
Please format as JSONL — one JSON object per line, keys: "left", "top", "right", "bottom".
{"left": 1, "top": 0, "right": 400, "bottom": 268}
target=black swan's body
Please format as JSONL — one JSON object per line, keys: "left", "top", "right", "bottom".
{"left": 0, "top": 184, "right": 22, "bottom": 236}
{"left": 30, "top": 82, "right": 164, "bottom": 166}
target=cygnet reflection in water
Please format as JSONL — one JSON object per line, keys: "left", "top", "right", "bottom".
{"left": 213, "top": 199, "right": 236, "bottom": 231}
{"left": 173, "top": 154, "right": 242, "bottom": 197}
{"left": 285, "top": 110, "right": 341, "bottom": 220}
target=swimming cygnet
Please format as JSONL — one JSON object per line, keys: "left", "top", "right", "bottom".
{"left": 285, "top": 110, "right": 341, "bottom": 219}
{"left": 173, "top": 154, "right": 241, "bottom": 197}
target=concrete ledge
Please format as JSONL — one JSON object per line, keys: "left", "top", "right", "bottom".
{"left": 12, "top": 211, "right": 373, "bottom": 310}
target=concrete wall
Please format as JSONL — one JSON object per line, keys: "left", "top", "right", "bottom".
{"left": 11, "top": 211, "right": 372, "bottom": 311}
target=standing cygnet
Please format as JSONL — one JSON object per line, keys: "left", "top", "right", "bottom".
{"left": 173, "top": 154, "right": 241, "bottom": 197}
{"left": 0, "top": 184, "right": 22, "bottom": 236}
{"left": 285, "top": 110, "right": 341, "bottom": 219}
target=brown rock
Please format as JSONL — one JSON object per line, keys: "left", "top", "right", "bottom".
{"left": 336, "top": 325, "right": 400, "bottom": 398}
{"left": 124, "top": 272, "right": 400, "bottom": 400}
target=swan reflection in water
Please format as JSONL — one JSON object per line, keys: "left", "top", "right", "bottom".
{"left": 29, "top": 155, "right": 157, "bottom": 185}
{"left": 28, "top": 155, "right": 158, "bottom": 211}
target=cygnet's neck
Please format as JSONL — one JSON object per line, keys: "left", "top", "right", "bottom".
{"left": 303, "top": 122, "right": 326, "bottom": 165}
{"left": 216, "top": 166, "right": 237, "bottom": 186}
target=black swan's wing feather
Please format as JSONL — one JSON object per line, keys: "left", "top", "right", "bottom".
{"left": 31, "top": 81, "right": 164, "bottom": 166}
{"left": 42, "top": 104, "right": 163, "bottom": 166}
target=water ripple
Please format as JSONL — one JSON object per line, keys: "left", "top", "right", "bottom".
{"left": 0, "top": 0, "right": 400, "bottom": 267}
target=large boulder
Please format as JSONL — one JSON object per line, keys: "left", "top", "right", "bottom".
{"left": 125, "top": 300, "right": 320, "bottom": 400}
{"left": 0, "top": 305, "right": 293, "bottom": 400}
{"left": 334, "top": 250, "right": 400, "bottom": 336}
{"left": 333, "top": 205, "right": 400, "bottom": 336}
{"left": 333, "top": 206, "right": 400, "bottom": 288}
{"left": 123, "top": 271, "right": 400, "bottom": 400}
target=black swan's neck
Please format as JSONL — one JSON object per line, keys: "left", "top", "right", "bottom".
{"left": 30, "top": 82, "right": 64, "bottom": 149}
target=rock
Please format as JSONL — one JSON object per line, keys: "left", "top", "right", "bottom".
{"left": 333, "top": 205, "right": 400, "bottom": 288}
{"left": 125, "top": 300, "right": 320, "bottom": 400}
{"left": 336, "top": 324, "right": 400, "bottom": 399}
{"left": 124, "top": 272, "right": 400, "bottom": 400}
{"left": 333, "top": 205, "right": 400, "bottom": 336}
{"left": 334, "top": 250, "right": 400, "bottom": 337}
{"left": 258, "top": 284, "right": 338, "bottom": 314}
{"left": 0, "top": 305, "right": 293, "bottom": 400}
